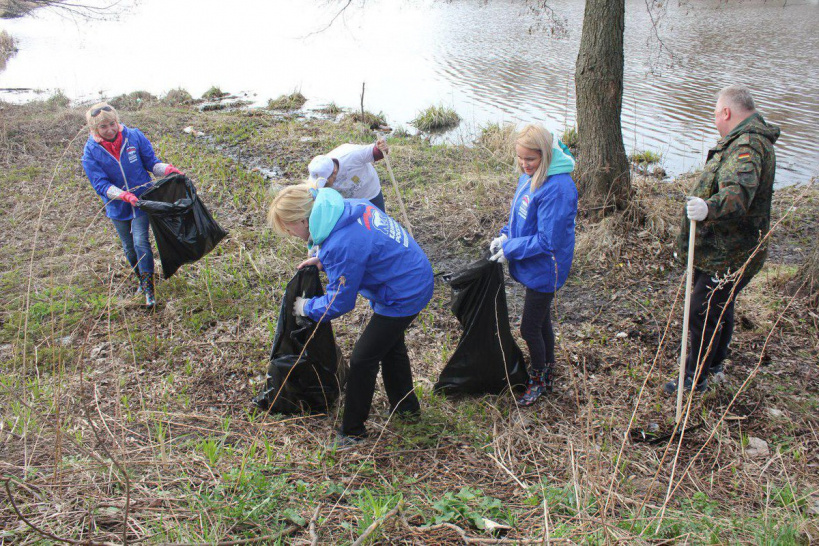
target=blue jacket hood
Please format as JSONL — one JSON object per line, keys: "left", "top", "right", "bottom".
{"left": 547, "top": 133, "right": 575, "bottom": 176}
{"left": 308, "top": 188, "right": 345, "bottom": 247}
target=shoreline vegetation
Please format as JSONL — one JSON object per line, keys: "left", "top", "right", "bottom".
{"left": 1, "top": 90, "right": 817, "bottom": 544}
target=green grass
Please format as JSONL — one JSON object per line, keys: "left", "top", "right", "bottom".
{"left": 268, "top": 91, "right": 307, "bottom": 111}
{"left": 629, "top": 149, "right": 663, "bottom": 164}
{"left": 203, "top": 86, "right": 228, "bottom": 100}
{"left": 317, "top": 102, "right": 343, "bottom": 115}
{"left": 163, "top": 88, "right": 193, "bottom": 106}
{"left": 0, "top": 98, "right": 816, "bottom": 546}
{"left": 410, "top": 105, "right": 460, "bottom": 133}
{"left": 561, "top": 125, "right": 578, "bottom": 152}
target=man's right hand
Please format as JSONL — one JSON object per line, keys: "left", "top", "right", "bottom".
{"left": 686, "top": 196, "right": 708, "bottom": 221}
{"left": 121, "top": 191, "right": 139, "bottom": 206}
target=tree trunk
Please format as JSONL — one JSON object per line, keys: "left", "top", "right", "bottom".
{"left": 574, "top": 0, "right": 631, "bottom": 215}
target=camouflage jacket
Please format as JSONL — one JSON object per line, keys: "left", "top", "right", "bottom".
{"left": 679, "top": 113, "right": 780, "bottom": 278}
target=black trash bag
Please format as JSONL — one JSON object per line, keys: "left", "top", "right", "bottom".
{"left": 252, "top": 266, "right": 348, "bottom": 414}
{"left": 138, "top": 174, "right": 227, "bottom": 279}
{"left": 434, "top": 258, "right": 528, "bottom": 395}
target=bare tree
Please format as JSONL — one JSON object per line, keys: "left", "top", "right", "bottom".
{"left": 1, "top": 0, "right": 128, "bottom": 20}
{"left": 574, "top": 0, "right": 631, "bottom": 215}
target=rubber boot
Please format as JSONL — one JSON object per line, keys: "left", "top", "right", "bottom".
{"left": 516, "top": 366, "right": 552, "bottom": 407}
{"left": 133, "top": 270, "right": 143, "bottom": 296}
{"left": 139, "top": 272, "right": 156, "bottom": 308}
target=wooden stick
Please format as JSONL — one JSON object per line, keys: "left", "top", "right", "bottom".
{"left": 377, "top": 132, "right": 414, "bottom": 237}
{"left": 676, "top": 219, "right": 696, "bottom": 424}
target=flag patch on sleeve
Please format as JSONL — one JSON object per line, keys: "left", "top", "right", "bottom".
{"left": 737, "top": 152, "right": 751, "bottom": 161}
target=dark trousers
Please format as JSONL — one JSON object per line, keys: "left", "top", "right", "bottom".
{"left": 369, "top": 191, "right": 386, "bottom": 212}
{"left": 342, "top": 313, "right": 420, "bottom": 437}
{"left": 520, "top": 288, "right": 555, "bottom": 372}
{"left": 686, "top": 269, "right": 751, "bottom": 380}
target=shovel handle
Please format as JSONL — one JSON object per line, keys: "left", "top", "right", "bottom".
{"left": 376, "top": 132, "right": 414, "bottom": 237}
{"left": 676, "top": 219, "right": 697, "bottom": 424}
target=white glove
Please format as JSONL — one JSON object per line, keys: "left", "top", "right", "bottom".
{"left": 686, "top": 196, "right": 709, "bottom": 222}
{"left": 490, "top": 234, "right": 508, "bottom": 254}
{"left": 293, "top": 296, "right": 307, "bottom": 317}
{"left": 489, "top": 248, "right": 507, "bottom": 264}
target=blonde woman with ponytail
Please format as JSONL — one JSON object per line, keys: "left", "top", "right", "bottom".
{"left": 488, "top": 123, "right": 578, "bottom": 406}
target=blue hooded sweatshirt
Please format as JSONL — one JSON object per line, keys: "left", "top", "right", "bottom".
{"left": 500, "top": 138, "right": 578, "bottom": 293}
{"left": 303, "top": 188, "right": 434, "bottom": 321}
{"left": 81, "top": 125, "right": 162, "bottom": 221}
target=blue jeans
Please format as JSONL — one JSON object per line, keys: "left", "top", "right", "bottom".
{"left": 111, "top": 215, "right": 154, "bottom": 274}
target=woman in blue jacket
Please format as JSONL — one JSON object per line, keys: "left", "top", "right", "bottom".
{"left": 268, "top": 184, "right": 434, "bottom": 447}
{"left": 81, "top": 102, "right": 182, "bottom": 307}
{"left": 489, "top": 124, "right": 578, "bottom": 406}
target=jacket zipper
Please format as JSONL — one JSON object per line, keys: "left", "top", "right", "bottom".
{"left": 99, "top": 135, "right": 135, "bottom": 217}
{"left": 510, "top": 178, "right": 529, "bottom": 234}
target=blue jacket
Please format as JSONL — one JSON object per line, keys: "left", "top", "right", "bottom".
{"left": 500, "top": 170, "right": 578, "bottom": 293}
{"left": 303, "top": 189, "right": 434, "bottom": 321}
{"left": 81, "top": 125, "right": 161, "bottom": 221}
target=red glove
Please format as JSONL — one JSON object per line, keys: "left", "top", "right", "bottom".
{"left": 164, "top": 165, "right": 183, "bottom": 176}
{"left": 121, "top": 191, "right": 139, "bottom": 206}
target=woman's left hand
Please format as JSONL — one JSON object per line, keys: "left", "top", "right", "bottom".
{"left": 376, "top": 138, "right": 389, "bottom": 155}
{"left": 298, "top": 256, "right": 323, "bottom": 270}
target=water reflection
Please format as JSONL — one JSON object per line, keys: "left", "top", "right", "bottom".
{"left": 435, "top": 0, "right": 819, "bottom": 184}
{"left": 1, "top": 0, "right": 816, "bottom": 185}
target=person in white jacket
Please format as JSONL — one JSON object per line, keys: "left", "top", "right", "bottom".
{"left": 308, "top": 138, "right": 389, "bottom": 211}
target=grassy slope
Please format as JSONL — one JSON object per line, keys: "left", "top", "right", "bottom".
{"left": 0, "top": 96, "right": 817, "bottom": 545}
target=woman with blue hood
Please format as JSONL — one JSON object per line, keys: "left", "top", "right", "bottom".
{"left": 267, "top": 184, "right": 434, "bottom": 448}
{"left": 489, "top": 124, "right": 578, "bottom": 407}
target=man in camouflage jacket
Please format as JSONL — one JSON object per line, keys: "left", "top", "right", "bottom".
{"left": 665, "top": 85, "right": 780, "bottom": 395}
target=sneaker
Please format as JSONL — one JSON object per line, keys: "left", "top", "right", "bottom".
{"left": 330, "top": 433, "right": 365, "bottom": 451}
{"left": 516, "top": 367, "right": 551, "bottom": 407}
{"left": 663, "top": 374, "right": 708, "bottom": 396}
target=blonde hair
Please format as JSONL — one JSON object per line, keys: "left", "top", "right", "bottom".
{"left": 515, "top": 124, "right": 553, "bottom": 191}
{"left": 267, "top": 183, "right": 315, "bottom": 235}
{"left": 85, "top": 102, "right": 119, "bottom": 134}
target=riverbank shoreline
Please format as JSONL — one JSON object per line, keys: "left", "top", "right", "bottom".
{"left": 1, "top": 95, "right": 817, "bottom": 543}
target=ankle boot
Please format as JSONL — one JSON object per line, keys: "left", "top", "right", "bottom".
{"left": 516, "top": 366, "right": 552, "bottom": 407}
{"left": 139, "top": 272, "right": 156, "bottom": 308}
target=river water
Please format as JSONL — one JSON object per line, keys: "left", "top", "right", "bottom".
{"left": 1, "top": 0, "right": 817, "bottom": 185}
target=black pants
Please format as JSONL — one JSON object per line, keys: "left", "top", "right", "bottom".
{"left": 686, "top": 269, "right": 751, "bottom": 380}
{"left": 342, "top": 312, "right": 420, "bottom": 437}
{"left": 520, "top": 288, "right": 555, "bottom": 372}
{"left": 369, "top": 191, "right": 386, "bottom": 212}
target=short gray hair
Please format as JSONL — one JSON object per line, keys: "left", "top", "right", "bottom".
{"left": 716, "top": 85, "right": 756, "bottom": 112}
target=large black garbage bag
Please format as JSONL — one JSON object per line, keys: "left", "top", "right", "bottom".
{"left": 434, "top": 258, "right": 528, "bottom": 394}
{"left": 138, "top": 174, "right": 227, "bottom": 279}
{"left": 252, "top": 266, "right": 348, "bottom": 414}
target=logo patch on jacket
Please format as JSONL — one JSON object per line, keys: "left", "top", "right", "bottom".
{"left": 518, "top": 194, "right": 530, "bottom": 220}
{"left": 127, "top": 146, "right": 138, "bottom": 163}
{"left": 359, "top": 206, "right": 409, "bottom": 247}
